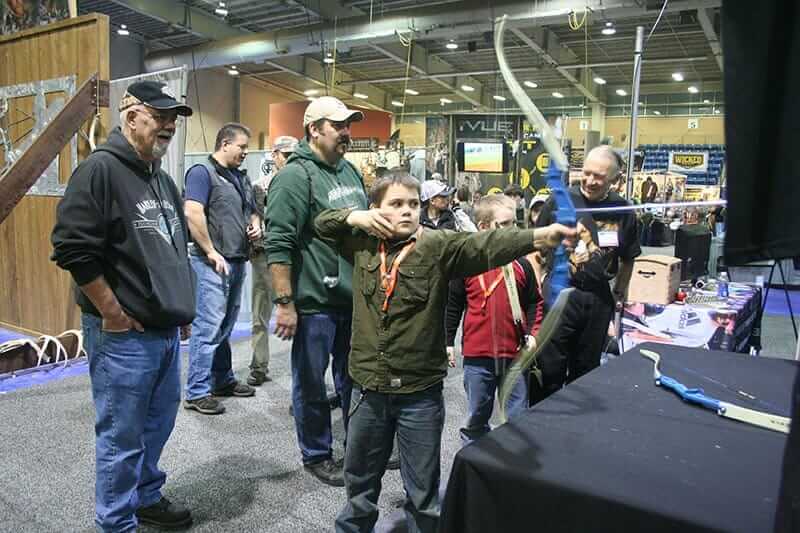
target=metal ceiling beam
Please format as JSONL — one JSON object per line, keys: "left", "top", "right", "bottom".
{"left": 559, "top": 30, "right": 706, "bottom": 46}
{"left": 257, "top": 56, "right": 394, "bottom": 113}
{"left": 286, "top": 0, "right": 365, "bottom": 21}
{"left": 347, "top": 66, "right": 541, "bottom": 85}
{"left": 696, "top": 8, "right": 723, "bottom": 71}
{"left": 510, "top": 27, "right": 602, "bottom": 102}
{"left": 107, "top": 0, "right": 246, "bottom": 41}
{"left": 147, "top": 0, "right": 722, "bottom": 72}
{"left": 559, "top": 56, "right": 708, "bottom": 69}
{"left": 368, "top": 41, "right": 491, "bottom": 111}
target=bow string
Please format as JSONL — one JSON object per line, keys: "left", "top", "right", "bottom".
{"left": 495, "top": 15, "right": 576, "bottom": 422}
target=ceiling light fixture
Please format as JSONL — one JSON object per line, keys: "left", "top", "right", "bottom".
{"left": 227, "top": 68, "right": 239, "bottom": 76}
{"left": 323, "top": 52, "right": 335, "bottom": 64}
{"left": 616, "top": 89, "right": 627, "bottom": 96}
{"left": 552, "top": 91, "right": 564, "bottom": 98}
{"left": 391, "top": 100, "right": 404, "bottom": 107}
{"left": 601, "top": 21, "right": 616, "bottom": 35}
{"left": 304, "top": 89, "right": 319, "bottom": 96}
{"left": 117, "top": 24, "right": 129, "bottom": 36}
{"left": 703, "top": 98, "right": 711, "bottom": 104}
{"left": 653, "top": 110, "right": 661, "bottom": 115}
{"left": 446, "top": 40, "right": 458, "bottom": 50}
{"left": 215, "top": 2, "right": 228, "bottom": 16}
{"left": 688, "top": 85, "right": 699, "bottom": 94}
{"left": 440, "top": 97, "right": 453, "bottom": 104}
{"left": 523, "top": 80, "right": 538, "bottom": 88}
{"left": 593, "top": 77, "right": 606, "bottom": 85}
{"left": 405, "top": 89, "right": 419, "bottom": 95}
{"left": 672, "top": 72, "right": 684, "bottom": 81}
{"left": 353, "top": 92, "right": 368, "bottom": 99}
{"left": 714, "top": 108, "right": 721, "bottom": 114}
{"left": 493, "top": 95, "right": 507, "bottom": 101}
{"left": 461, "top": 84, "right": 475, "bottom": 92}
{"left": 307, "top": 96, "right": 317, "bottom": 101}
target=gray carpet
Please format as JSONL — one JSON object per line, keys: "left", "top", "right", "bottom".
{"left": 0, "top": 315, "right": 796, "bottom": 532}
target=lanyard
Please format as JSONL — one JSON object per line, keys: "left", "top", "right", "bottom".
{"left": 378, "top": 228, "right": 421, "bottom": 312}
{"left": 478, "top": 269, "right": 505, "bottom": 309}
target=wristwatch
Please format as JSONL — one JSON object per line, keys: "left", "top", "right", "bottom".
{"left": 273, "top": 295, "right": 293, "bottom": 305}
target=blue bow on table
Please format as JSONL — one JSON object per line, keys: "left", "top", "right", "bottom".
{"left": 494, "top": 15, "right": 576, "bottom": 423}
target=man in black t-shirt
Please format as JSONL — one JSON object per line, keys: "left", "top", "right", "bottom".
{"left": 535, "top": 145, "right": 641, "bottom": 401}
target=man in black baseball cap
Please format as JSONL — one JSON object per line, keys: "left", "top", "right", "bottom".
{"left": 51, "top": 81, "right": 196, "bottom": 531}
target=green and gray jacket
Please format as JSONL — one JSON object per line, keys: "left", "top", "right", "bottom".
{"left": 265, "top": 140, "right": 367, "bottom": 314}
{"left": 315, "top": 208, "right": 539, "bottom": 393}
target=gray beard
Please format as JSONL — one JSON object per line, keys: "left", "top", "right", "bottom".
{"left": 151, "top": 141, "right": 169, "bottom": 159}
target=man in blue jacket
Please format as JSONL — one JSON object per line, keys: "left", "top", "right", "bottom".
{"left": 51, "top": 81, "right": 195, "bottom": 532}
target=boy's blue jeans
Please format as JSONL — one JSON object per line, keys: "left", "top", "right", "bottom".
{"left": 82, "top": 313, "right": 181, "bottom": 533}
{"left": 335, "top": 383, "right": 445, "bottom": 533}
{"left": 460, "top": 356, "right": 528, "bottom": 445}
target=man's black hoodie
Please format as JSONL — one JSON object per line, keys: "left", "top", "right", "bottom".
{"left": 51, "top": 128, "right": 195, "bottom": 328}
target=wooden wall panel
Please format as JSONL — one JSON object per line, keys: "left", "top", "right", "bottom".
{"left": 0, "top": 14, "right": 109, "bottom": 336}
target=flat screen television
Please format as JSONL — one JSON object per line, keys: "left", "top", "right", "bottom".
{"left": 675, "top": 223, "right": 712, "bottom": 280}
{"left": 456, "top": 142, "right": 509, "bottom": 173}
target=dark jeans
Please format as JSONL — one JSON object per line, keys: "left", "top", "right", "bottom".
{"left": 291, "top": 312, "right": 352, "bottom": 464}
{"left": 82, "top": 313, "right": 181, "bottom": 533}
{"left": 461, "top": 357, "right": 527, "bottom": 445}
{"left": 335, "top": 383, "right": 445, "bottom": 533}
{"left": 536, "top": 289, "right": 613, "bottom": 401}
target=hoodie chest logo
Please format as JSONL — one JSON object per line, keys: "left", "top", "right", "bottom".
{"left": 133, "top": 199, "right": 182, "bottom": 245}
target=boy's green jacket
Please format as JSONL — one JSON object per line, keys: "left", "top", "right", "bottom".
{"left": 315, "top": 208, "right": 539, "bottom": 393}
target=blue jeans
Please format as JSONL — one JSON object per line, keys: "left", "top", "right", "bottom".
{"left": 82, "top": 313, "right": 181, "bottom": 533}
{"left": 461, "top": 357, "right": 527, "bottom": 445}
{"left": 335, "top": 383, "right": 445, "bottom": 533}
{"left": 186, "top": 255, "right": 245, "bottom": 400}
{"left": 291, "top": 312, "right": 352, "bottom": 464}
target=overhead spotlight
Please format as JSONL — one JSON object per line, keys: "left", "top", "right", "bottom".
{"left": 493, "top": 95, "right": 507, "bottom": 101}
{"left": 215, "top": 2, "right": 228, "bottom": 16}
{"left": 714, "top": 108, "right": 721, "bottom": 114}
{"left": 304, "top": 89, "right": 319, "bottom": 96}
{"left": 227, "top": 68, "right": 239, "bottom": 76}
{"left": 601, "top": 21, "right": 616, "bottom": 35}
{"left": 323, "top": 52, "right": 335, "bottom": 64}
{"left": 523, "top": 80, "right": 538, "bottom": 88}
{"left": 391, "top": 100, "right": 404, "bottom": 107}
{"left": 307, "top": 96, "right": 317, "bottom": 101}
{"left": 688, "top": 85, "right": 699, "bottom": 94}
{"left": 446, "top": 40, "right": 458, "bottom": 50}
{"left": 440, "top": 97, "right": 453, "bottom": 104}
{"left": 615, "top": 89, "right": 627, "bottom": 96}
{"left": 117, "top": 24, "right": 129, "bottom": 36}
{"left": 703, "top": 98, "right": 711, "bottom": 104}
{"left": 653, "top": 110, "right": 661, "bottom": 115}
{"left": 405, "top": 89, "right": 419, "bottom": 95}
{"left": 461, "top": 84, "right": 475, "bottom": 92}
{"left": 593, "top": 77, "right": 606, "bottom": 85}
{"left": 672, "top": 72, "right": 684, "bottom": 81}
{"left": 353, "top": 92, "right": 368, "bottom": 99}
{"left": 552, "top": 91, "right": 564, "bottom": 98}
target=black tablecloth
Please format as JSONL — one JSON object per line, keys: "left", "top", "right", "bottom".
{"left": 441, "top": 343, "right": 797, "bottom": 533}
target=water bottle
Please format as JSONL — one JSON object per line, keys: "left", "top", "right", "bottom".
{"left": 717, "top": 272, "right": 729, "bottom": 299}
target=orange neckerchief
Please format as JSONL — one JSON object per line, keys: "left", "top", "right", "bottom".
{"left": 477, "top": 270, "right": 505, "bottom": 309}
{"left": 378, "top": 227, "right": 422, "bottom": 312}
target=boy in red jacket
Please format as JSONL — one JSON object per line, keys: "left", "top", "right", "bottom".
{"left": 446, "top": 194, "right": 544, "bottom": 444}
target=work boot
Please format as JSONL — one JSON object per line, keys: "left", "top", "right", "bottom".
{"left": 183, "top": 396, "right": 225, "bottom": 415}
{"left": 136, "top": 497, "right": 192, "bottom": 529}
{"left": 304, "top": 458, "right": 345, "bottom": 487}
{"left": 212, "top": 380, "right": 256, "bottom": 397}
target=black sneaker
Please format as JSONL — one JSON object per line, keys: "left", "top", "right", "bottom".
{"left": 184, "top": 396, "right": 225, "bottom": 415}
{"left": 304, "top": 458, "right": 344, "bottom": 487}
{"left": 246, "top": 371, "right": 271, "bottom": 386}
{"left": 136, "top": 497, "right": 192, "bottom": 529}
{"left": 212, "top": 381, "right": 255, "bottom": 397}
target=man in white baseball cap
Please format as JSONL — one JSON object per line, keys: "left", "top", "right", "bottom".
{"left": 420, "top": 180, "right": 457, "bottom": 230}
{"left": 265, "top": 95, "right": 369, "bottom": 486}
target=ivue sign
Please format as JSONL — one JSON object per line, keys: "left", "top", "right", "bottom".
{"left": 455, "top": 116, "right": 518, "bottom": 139}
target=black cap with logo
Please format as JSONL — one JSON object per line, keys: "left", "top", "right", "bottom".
{"left": 119, "top": 81, "right": 193, "bottom": 116}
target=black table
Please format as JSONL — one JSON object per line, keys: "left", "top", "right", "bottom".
{"left": 441, "top": 343, "right": 796, "bottom": 533}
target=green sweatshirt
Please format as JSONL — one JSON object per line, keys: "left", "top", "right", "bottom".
{"left": 315, "top": 208, "right": 539, "bottom": 394}
{"left": 265, "top": 140, "right": 368, "bottom": 314}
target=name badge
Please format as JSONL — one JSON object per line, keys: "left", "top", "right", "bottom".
{"left": 598, "top": 230, "right": 619, "bottom": 248}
